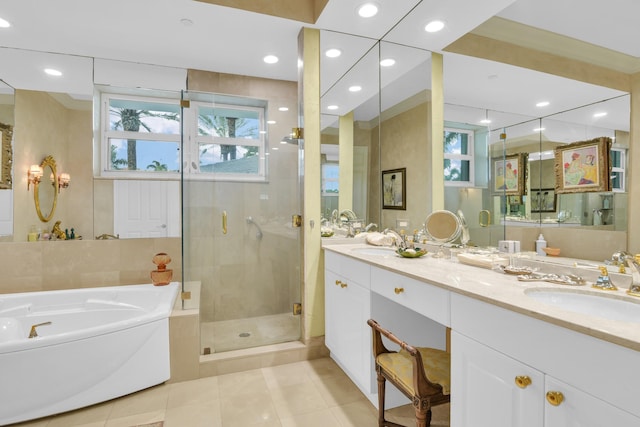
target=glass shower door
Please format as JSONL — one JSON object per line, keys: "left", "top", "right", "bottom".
{"left": 181, "top": 89, "right": 302, "bottom": 354}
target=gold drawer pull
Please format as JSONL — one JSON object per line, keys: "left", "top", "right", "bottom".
{"left": 546, "top": 391, "right": 564, "bottom": 406}
{"left": 335, "top": 280, "right": 342, "bottom": 286}
{"left": 340, "top": 282, "right": 348, "bottom": 288}
{"left": 515, "top": 376, "right": 532, "bottom": 388}
{"left": 394, "top": 287, "right": 404, "bottom": 294}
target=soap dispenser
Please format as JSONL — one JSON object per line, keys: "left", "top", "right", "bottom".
{"left": 536, "top": 234, "right": 547, "bottom": 256}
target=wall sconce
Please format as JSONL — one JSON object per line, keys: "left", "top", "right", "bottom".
{"left": 58, "top": 172, "right": 70, "bottom": 192}
{"left": 27, "top": 165, "right": 43, "bottom": 191}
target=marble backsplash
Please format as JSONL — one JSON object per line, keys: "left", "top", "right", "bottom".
{"left": 0, "top": 237, "right": 181, "bottom": 294}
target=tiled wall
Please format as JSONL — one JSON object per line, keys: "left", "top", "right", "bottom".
{"left": 0, "top": 237, "right": 181, "bottom": 294}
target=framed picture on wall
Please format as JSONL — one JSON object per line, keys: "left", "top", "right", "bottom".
{"left": 382, "top": 168, "right": 406, "bottom": 210}
{"left": 492, "top": 153, "right": 526, "bottom": 196}
{"left": 554, "top": 137, "right": 611, "bottom": 194}
{"left": 0, "top": 122, "right": 12, "bottom": 190}
{"left": 530, "top": 188, "right": 556, "bottom": 213}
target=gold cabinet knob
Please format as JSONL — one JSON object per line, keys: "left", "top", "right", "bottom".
{"left": 335, "top": 280, "right": 342, "bottom": 286}
{"left": 394, "top": 287, "right": 404, "bottom": 294}
{"left": 546, "top": 391, "right": 564, "bottom": 406}
{"left": 515, "top": 375, "right": 532, "bottom": 388}
{"left": 340, "top": 282, "right": 348, "bottom": 288}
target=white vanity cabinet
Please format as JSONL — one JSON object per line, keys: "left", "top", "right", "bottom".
{"left": 324, "top": 251, "right": 373, "bottom": 393}
{"left": 451, "top": 293, "right": 640, "bottom": 427}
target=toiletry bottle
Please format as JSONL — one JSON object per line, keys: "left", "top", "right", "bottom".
{"left": 536, "top": 234, "right": 547, "bottom": 256}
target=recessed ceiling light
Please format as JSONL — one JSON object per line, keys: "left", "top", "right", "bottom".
{"left": 278, "top": 107, "right": 289, "bottom": 112}
{"left": 534, "top": 127, "right": 545, "bottom": 132}
{"left": 267, "top": 120, "right": 276, "bottom": 124}
{"left": 263, "top": 55, "right": 279, "bottom": 64}
{"left": 536, "top": 101, "right": 550, "bottom": 107}
{"left": 0, "top": 17, "right": 10, "bottom": 28}
{"left": 348, "top": 85, "right": 362, "bottom": 92}
{"left": 593, "top": 112, "right": 607, "bottom": 118}
{"left": 480, "top": 119, "right": 491, "bottom": 124}
{"left": 180, "top": 18, "right": 194, "bottom": 26}
{"left": 380, "top": 58, "right": 396, "bottom": 67}
{"left": 259, "top": 130, "right": 267, "bottom": 134}
{"left": 424, "top": 20, "right": 445, "bottom": 33}
{"left": 325, "top": 48, "right": 342, "bottom": 58}
{"left": 358, "top": 3, "right": 378, "bottom": 18}
{"left": 44, "top": 68, "right": 62, "bottom": 77}
{"left": 271, "top": 147, "right": 279, "bottom": 151}
{"left": 327, "top": 105, "right": 339, "bottom": 110}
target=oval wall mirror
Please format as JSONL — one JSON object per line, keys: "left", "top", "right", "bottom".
{"left": 424, "top": 210, "right": 461, "bottom": 243}
{"left": 34, "top": 155, "right": 58, "bottom": 222}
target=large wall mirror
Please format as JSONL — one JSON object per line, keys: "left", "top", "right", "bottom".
{"left": 319, "top": 16, "right": 629, "bottom": 258}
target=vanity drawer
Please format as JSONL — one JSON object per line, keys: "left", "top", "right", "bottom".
{"left": 370, "top": 266, "right": 450, "bottom": 326}
{"left": 325, "top": 250, "right": 370, "bottom": 288}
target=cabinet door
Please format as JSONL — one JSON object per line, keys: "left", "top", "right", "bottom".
{"left": 451, "top": 332, "right": 543, "bottom": 427}
{"left": 544, "top": 377, "right": 640, "bottom": 427}
{"left": 324, "top": 269, "right": 371, "bottom": 389}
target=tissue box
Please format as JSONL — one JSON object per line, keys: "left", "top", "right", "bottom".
{"left": 498, "top": 240, "right": 520, "bottom": 253}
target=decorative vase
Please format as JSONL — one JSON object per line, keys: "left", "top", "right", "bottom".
{"left": 151, "top": 252, "right": 173, "bottom": 286}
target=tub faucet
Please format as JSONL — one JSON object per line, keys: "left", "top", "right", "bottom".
{"left": 28, "top": 321, "right": 52, "bottom": 338}
{"left": 364, "top": 223, "right": 378, "bottom": 232}
{"left": 96, "top": 233, "right": 120, "bottom": 240}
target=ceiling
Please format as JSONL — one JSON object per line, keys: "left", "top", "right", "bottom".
{"left": 0, "top": 0, "right": 635, "bottom": 136}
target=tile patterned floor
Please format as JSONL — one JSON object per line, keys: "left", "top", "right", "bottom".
{"left": 11, "top": 358, "right": 450, "bottom": 427}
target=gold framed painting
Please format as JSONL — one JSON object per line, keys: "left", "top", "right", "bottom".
{"left": 382, "top": 168, "right": 406, "bottom": 210}
{"left": 0, "top": 122, "right": 13, "bottom": 190}
{"left": 554, "top": 137, "right": 611, "bottom": 194}
{"left": 493, "top": 153, "right": 526, "bottom": 196}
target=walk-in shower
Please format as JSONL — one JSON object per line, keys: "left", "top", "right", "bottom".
{"left": 181, "top": 87, "right": 302, "bottom": 354}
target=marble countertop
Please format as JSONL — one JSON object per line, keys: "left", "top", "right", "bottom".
{"left": 323, "top": 242, "right": 640, "bottom": 352}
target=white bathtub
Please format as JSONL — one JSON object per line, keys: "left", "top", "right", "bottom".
{"left": 0, "top": 282, "right": 179, "bottom": 426}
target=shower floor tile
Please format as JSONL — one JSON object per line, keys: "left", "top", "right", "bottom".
{"left": 201, "top": 312, "right": 300, "bottom": 353}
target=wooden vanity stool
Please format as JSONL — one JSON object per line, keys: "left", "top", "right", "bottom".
{"left": 367, "top": 319, "right": 450, "bottom": 427}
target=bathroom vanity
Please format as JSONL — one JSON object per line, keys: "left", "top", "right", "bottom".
{"left": 323, "top": 243, "right": 640, "bottom": 427}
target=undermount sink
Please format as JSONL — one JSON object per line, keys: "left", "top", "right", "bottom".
{"left": 525, "top": 288, "right": 640, "bottom": 323}
{"left": 350, "top": 246, "right": 396, "bottom": 256}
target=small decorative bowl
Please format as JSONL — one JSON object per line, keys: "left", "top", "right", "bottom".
{"left": 396, "top": 247, "right": 428, "bottom": 258}
{"left": 543, "top": 247, "right": 561, "bottom": 257}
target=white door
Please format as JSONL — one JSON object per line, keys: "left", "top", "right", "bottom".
{"left": 451, "top": 332, "right": 544, "bottom": 427}
{"left": 114, "top": 180, "right": 180, "bottom": 238}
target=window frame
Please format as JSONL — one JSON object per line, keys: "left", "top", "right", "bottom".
{"left": 98, "top": 89, "right": 269, "bottom": 182}
{"left": 186, "top": 101, "right": 267, "bottom": 182}
{"left": 444, "top": 127, "right": 475, "bottom": 187}
{"left": 610, "top": 147, "right": 626, "bottom": 192}
{"left": 100, "top": 92, "right": 181, "bottom": 180}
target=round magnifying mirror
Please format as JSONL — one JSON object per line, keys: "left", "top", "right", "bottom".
{"left": 34, "top": 155, "right": 58, "bottom": 222}
{"left": 424, "top": 210, "right": 461, "bottom": 243}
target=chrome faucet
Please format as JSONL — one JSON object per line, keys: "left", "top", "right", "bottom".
{"left": 364, "top": 223, "right": 378, "bottom": 232}
{"left": 621, "top": 252, "right": 640, "bottom": 297}
{"left": 383, "top": 228, "right": 406, "bottom": 249}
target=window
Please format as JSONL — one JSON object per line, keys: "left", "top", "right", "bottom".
{"left": 102, "top": 94, "right": 181, "bottom": 176}
{"left": 610, "top": 148, "right": 626, "bottom": 192}
{"left": 100, "top": 90, "right": 268, "bottom": 181}
{"left": 190, "top": 102, "right": 266, "bottom": 180}
{"left": 444, "top": 128, "right": 474, "bottom": 186}
{"left": 322, "top": 162, "right": 339, "bottom": 195}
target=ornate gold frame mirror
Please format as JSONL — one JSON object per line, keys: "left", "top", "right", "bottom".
{"left": 34, "top": 155, "right": 58, "bottom": 222}
{"left": 424, "top": 210, "right": 462, "bottom": 243}
{"left": 0, "top": 122, "right": 13, "bottom": 189}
